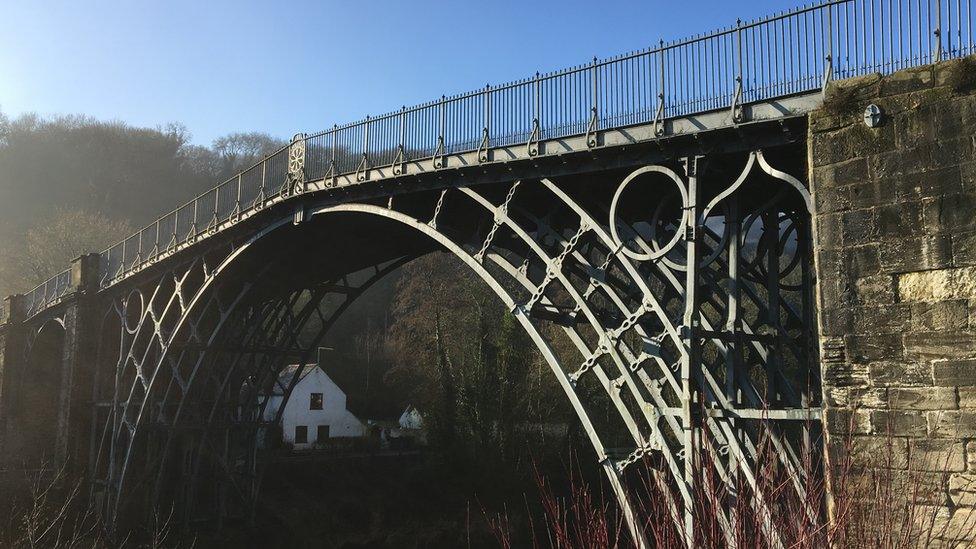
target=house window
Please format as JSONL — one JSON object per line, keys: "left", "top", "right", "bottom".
{"left": 309, "top": 393, "right": 323, "bottom": 410}
{"left": 317, "top": 425, "right": 330, "bottom": 442}
{"left": 295, "top": 425, "right": 308, "bottom": 444}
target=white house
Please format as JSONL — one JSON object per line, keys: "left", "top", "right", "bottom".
{"left": 262, "top": 364, "right": 365, "bottom": 449}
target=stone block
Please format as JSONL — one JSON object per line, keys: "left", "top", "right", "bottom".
{"left": 911, "top": 438, "right": 967, "bottom": 472}
{"left": 823, "top": 360, "right": 869, "bottom": 388}
{"left": 853, "top": 303, "right": 912, "bottom": 334}
{"left": 933, "top": 359, "right": 976, "bottom": 386}
{"left": 895, "top": 102, "right": 938, "bottom": 148}
{"left": 825, "top": 408, "right": 871, "bottom": 435}
{"left": 814, "top": 213, "right": 844, "bottom": 252}
{"left": 957, "top": 388, "right": 976, "bottom": 408}
{"left": 847, "top": 333, "right": 904, "bottom": 363}
{"left": 873, "top": 144, "right": 935, "bottom": 179}
{"left": 880, "top": 65, "right": 934, "bottom": 96}
{"left": 939, "top": 507, "right": 976, "bottom": 545}
{"left": 872, "top": 410, "right": 928, "bottom": 437}
{"left": 904, "top": 331, "right": 976, "bottom": 361}
{"left": 826, "top": 386, "right": 887, "bottom": 408}
{"left": 830, "top": 434, "right": 908, "bottom": 469}
{"left": 820, "top": 306, "right": 854, "bottom": 337}
{"left": 934, "top": 193, "right": 976, "bottom": 232}
{"left": 842, "top": 208, "right": 877, "bottom": 246}
{"left": 910, "top": 300, "right": 970, "bottom": 331}
{"left": 953, "top": 230, "right": 976, "bottom": 267}
{"left": 853, "top": 274, "right": 896, "bottom": 304}
{"left": 888, "top": 387, "right": 957, "bottom": 411}
{"left": 874, "top": 201, "right": 923, "bottom": 239}
{"left": 893, "top": 166, "right": 962, "bottom": 201}
{"left": 949, "top": 474, "right": 976, "bottom": 506}
{"left": 898, "top": 267, "right": 976, "bottom": 302}
{"left": 878, "top": 234, "right": 952, "bottom": 273}
{"left": 849, "top": 244, "right": 881, "bottom": 277}
{"left": 813, "top": 182, "right": 854, "bottom": 214}
{"left": 927, "top": 410, "right": 976, "bottom": 438}
{"left": 932, "top": 95, "right": 976, "bottom": 141}
{"left": 869, "top": 361, "right": 932, "bottom": 387}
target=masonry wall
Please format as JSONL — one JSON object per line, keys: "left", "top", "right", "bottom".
{"left": 811, "top": 56, "right": 976, "bottom": 541}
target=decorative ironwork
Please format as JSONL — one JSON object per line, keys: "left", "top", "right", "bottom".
{"left": 79, "top": 148, "right": 818, "bottom": 547}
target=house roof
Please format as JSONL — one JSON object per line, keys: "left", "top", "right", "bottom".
{"left": 271, "top": 364, "right": 319, "bottom": 395}
{"left": 267, "top": 361, "right": 405, "bottom": 421}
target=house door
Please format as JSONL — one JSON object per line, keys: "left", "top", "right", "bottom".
{"left": 317, "top": 425, "right": 330, "bottom": 443}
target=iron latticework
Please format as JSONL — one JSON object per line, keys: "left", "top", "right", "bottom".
{"left": 80, "top": 146, "right": 818, "bottom": 546}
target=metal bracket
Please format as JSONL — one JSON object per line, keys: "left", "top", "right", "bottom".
{"left": 821, "top": 55, "right": 833, "bottom": 96}
{"left": 355, "top": 153, "right": 368, "bottom": 182}
{"left": 324, "top": 161, "right": 336, "bottom": 188}
{"left": 731, "top": 77, "right": 744, "bottom": 123}
{"left": 585, "top": 107, "right": 599, "bottom": 148}
{"left": 433, "top": 136, "right": 445, "bottom": 169}
{"left": 652, "top": 93, "right": 665, "bottom": 137}
{"left": 527, "top": 118, "right": 540, "bottom": 157}
{"left": 477, "top": 128, "right": 490, "bottom": 163}
{"left": 391, "top": 145, "right": 405, "bottom": 176}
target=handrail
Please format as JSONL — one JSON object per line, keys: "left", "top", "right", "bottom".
{"left": 17, "top": 0, "right": 975, "bottom": 319}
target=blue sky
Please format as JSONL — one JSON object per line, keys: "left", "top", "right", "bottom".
{"left": 0, "top": 0, "right": 802, "bottom": 146}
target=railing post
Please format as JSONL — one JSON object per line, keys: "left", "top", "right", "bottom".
{"left": 934, "top": 0, "right": 944, "bottom": 61}
{"left": 434, "top": 96, "right": 446, "bottom": 168}
{"left": 235, "top": 173, "right": 242, "bottom": 219}
{"left": 586, "top": 57, "right": 599, "bottom": 147}
{"left": 357, "top": 117, "right": 370, "bottom": 182}
{"left": 527, "top": 71, "right": 541, "bottom": 156}
{"left": 732, "top": 19, "right": 744, "bottom": 122}
{"left": 259, "top": 160, "right": 267, "bottom": 204}
{"left": 654, "top": 40, "right": 666, "bottom": 136}
{"left": 823, "top": 3, "right": 834, "bottom": 94}
{"left": 394, "top": 106, "right": 406, "bottom": 175}
{"left": 329, "top": 124, "right": 337, "bottom": 186}
{"left": 478, "top": 84, "right": 491, "bottom": 162}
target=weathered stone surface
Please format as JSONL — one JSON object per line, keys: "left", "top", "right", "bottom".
{"left": 911, "top": 300, "right": 970, "bottom": 331}
{"left": 823, "top": 360, "right": 869, "bottom": 387}
{"left": 853, "top": 303, "right": 912, "bottom": 334}
{"left": 825, "top": 408, "right": 871, "bottom": 435}
{"left": 826, "top": 386, "right": 886, "bottom": 408}
{"left": 904, "top": 331, "right": 976, "bottom": 361}
{"left": 911, "top": 438, "right": 967, "bottom": 472}
{"left": 874, "top": 201, "right": 923, "bottom": 238}
{"left": 957, "top": 388, "right": 976, "bottom": 408}
{"left": 854, "top": 274, "right": 896, "bottom": 304}
{"left": 948, "top": 473, "right": 976, "bottom": 506}
{"left": 847, "top": 333, "right": 904, "bottom": 363}
{"left": 933, "top": 359, "right": 976, "bottom": 386}
{"left": 939, "top": 507, "right": 976, "bottom": 543}
{"left": 927, "top": 410, "right": 976, "bottom": 438}
{"left": 888, "top": 387, "right": 957, "bottom": 411}
{"left": 878, "top": 234, "right": 952, "bottom": 273}
{"left": 898, "top": 267, "right": 976, "bottom": 302}
{"left": 814, "top": 59, "right": 976, "bottom": 547}
{"left": 868, "top": 361, "right": 931, "bottom": 387}
{"left": 871, "top": 410, "right": 928, "bottom": 437}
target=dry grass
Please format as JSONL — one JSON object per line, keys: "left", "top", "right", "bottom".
{"left": 485, "top": 424, "right": 976, "bottom": 548}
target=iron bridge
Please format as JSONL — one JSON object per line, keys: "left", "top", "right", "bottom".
{"left": 1, "top": 0, "right": 973, "bottom": 546}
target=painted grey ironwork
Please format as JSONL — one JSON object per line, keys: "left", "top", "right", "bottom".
{"left": 14, "top": 0, "right": 966, "bottom": 320}
{"left": 82, "top": 154, "right": 819, "bottom": 546}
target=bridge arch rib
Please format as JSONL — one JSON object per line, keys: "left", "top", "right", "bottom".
{"left": 90, "top": 148, "right": 819, "bottom": 547}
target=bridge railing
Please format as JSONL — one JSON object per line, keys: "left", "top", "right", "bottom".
{"left": 14, "top": 0, "right": 973, "bottom": 311}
